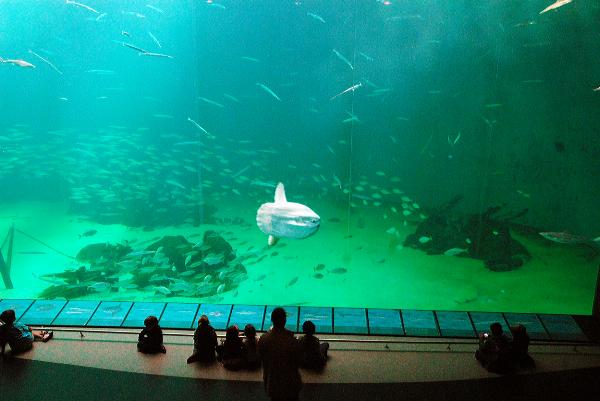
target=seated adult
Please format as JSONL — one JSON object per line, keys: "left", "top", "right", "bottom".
{"left": 217, "top": 325, "right": 246, "bottom": 371}
{"left": 242, "top": 324, "right": 261, "bottom": 370}
{"left": 187, "top": 315, "right": 217, "bottom": 364}
{"left": 475, "top": 322, "right": 512, "bottom": 374}
{"left": 0, "top": 309, "right": 52, "bottom": 357}
{"left": 297, "top": 320, "right": 329, "bottom": 370}
{"left": 510, "top": 324, "right": 535, "bottom": 369}
{"left": 137, "top": 315, "right": 166, "bottom": 354}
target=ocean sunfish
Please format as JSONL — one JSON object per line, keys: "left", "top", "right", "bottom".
{"left": 256, "top": 182, "right": 320, "bottom": 246}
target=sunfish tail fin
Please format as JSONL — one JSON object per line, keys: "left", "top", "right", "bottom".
{"left": 274, "top": 182, "right": 287, "bottom": 203}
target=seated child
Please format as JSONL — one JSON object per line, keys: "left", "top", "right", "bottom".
{"left": 137, "top": 315, "right": 166, "bottom": 354}
{"left": 187, "top": 315, "right": 217, "bottom": 364}
{"left": 242, "top": 324, "right": 261, "bottom": 370}
{"left": 298, "top": 320, "right": 329, "bottom": 370}
{"left": 0, "top": 309, "right": 52, "bottom": 357}
{"left": 217, "top": 325, "right": 246, "bottom": 371}
{"left": 475, "top": 322, "right": 512, "bottom": 374}
{"left": 510, "top": 324, "right": 535, "bottom": 369}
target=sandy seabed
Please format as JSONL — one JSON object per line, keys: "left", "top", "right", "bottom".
{"left": 0, "top": 201, "right": 597, "bottom": 315}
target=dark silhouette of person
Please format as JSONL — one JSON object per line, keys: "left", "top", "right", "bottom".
{"left": 217, "top": 325, "right": 246, "bottom": 370}
{"left": 510, "top": 324, "right": 535, "bottom": 369}
{"left": 298, "top": 320, "right": 329, "bottom": 370}
{"left": 137, "top": 315, "right": 166, "bottom": 354}
{"left": 243, "top": 324, "right": 261, "bottom": 370}
{"left": 187, "top": 315, "right": 217, "bottom": 364}
{"left": 475, "top": 322, "right": 512, "bottom": 374}
{"left": 0, "top": 309, "right": 52, "bottom": 357}
{"left": 258, "top": 307, "right": 302, "bottom": 401}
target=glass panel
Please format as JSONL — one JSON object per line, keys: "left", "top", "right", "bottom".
{"left": 0, "top": 299, "right": 34, "bottom": 320}
{"left": 195, "top": 304, "right": 232, "bottom": 330}
{"left": 87, "top": 301, "right": 132, "bottom": 327}
{"left": 470, "top": 312, "right": 510, "bottom": 337}
{"left": 367, "top": 309, "right": 404, "bottom": 335}
{"left": 18, "top": 299, "right": 66, "bottom": 325}
{"left": 334, "top": 308, "right": 368, "bottom": 334}
{"left": 436, "top": 311, "right": 475, "bottom": 338}
{"left": 0, "top": 1, "right": 596, "bottom": 317}
{"left": 504, "top": 313, "right": 549, "bottom": 340}
{"left": 160, "top": 303, "right": 200, "bottom": 329}
{"left": 228, "top": 304, "right": 265, "bottom": 331}
{"left": 402, "top": 310, "right": 439, "bottom": 337}
{"left": 263, "top": 305, "right": 299, "bottom": 332}
{"left": 299, "top": 307, "right": 333, "bottom": 334}
{"left": 53, "top": 300, "right": 100, "bottom": 326}
{"left": 538, "top": 314, "right": 587, "bottom": 342}
{"left": 121, "top": 302, "right": 166, "bottom": 328}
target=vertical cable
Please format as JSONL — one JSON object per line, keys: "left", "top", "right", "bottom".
{"left": 346, "top": 0, "right": 359, "bottom": 237}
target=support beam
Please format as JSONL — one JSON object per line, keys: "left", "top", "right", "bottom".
{"left": 593, "top": 265, "right": 600, "bottom": 319}
{"left": 0, "top": 224, "right": 14, "bottom": 289}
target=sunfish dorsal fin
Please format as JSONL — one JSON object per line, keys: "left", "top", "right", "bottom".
{"left": 274, "top": 182, "right": 287, "bottom": 203}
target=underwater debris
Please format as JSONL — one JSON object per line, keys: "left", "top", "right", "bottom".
{"left": 404, "top": 197, "right": 530, "bottom": 271}
{"left": 37, "top": 231, "right": 247, "bottom": 300}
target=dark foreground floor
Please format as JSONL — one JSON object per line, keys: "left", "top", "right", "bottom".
{"left": 1, "top": 358, "right": 599, "bottom": 401}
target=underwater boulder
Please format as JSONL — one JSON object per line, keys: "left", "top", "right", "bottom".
{"left": 76, "top": 243, "right": 132, "bottom": 265}
{"left": 463, "top": 209, "right": 531, "bottom": 272}
{"left": 145, "top": 235, "right": 192, "bottom": 272}
{"left": 201, "top": 230, "right": 235, "bottom": 263}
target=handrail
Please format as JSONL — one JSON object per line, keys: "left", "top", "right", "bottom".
{"left": 29, "top": 326, "right": 598, "bottom": 348}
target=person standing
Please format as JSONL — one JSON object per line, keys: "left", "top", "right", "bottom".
{"left": 258, "top": 307, "right": 302, "bottom": 401}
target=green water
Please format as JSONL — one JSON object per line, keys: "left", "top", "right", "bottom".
{"left": 0, "top": 1, "right": 598, "bottom": 314}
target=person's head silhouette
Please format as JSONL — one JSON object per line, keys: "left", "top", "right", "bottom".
{"left": 271, "top": 307, "right": 286, "bottom": 329}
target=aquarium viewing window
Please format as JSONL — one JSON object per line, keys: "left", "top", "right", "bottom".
{"left": 0, "top": 0, "right": 599, "bottom": 317}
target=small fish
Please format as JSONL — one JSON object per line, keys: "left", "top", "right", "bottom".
{"left": 121, "top": 30, "right": 131, "bottom": 37}
{"left": 185, "top": 254, "right": 192, "bottom": 265}
{"left": 241, "top": 56, "right": 259, "bottom": 62}
{"left": 286, "top": 277, "right": 299, "bottom": 287}
{"left": 0, "top": 57, "right": 35, "bottom": 68}
{"left": 329, "top": 267, "right": 347, "bottom": 274}
{"left": 187, "top": 117, "right": 213, "bottom": 137}
{"left": 88, "top": 282, "right": 111, "bottom": 292}
{"left": 145, "top": 4, "right": 164, "bottom": 14}
{"left": 418, "top": 236, "right": 432, "bottom": 244}
{"left": 154, "top": 286, "right": 172, "bottom": 295}
{"left": 165, "top": 179, "right": 186, "bottom": 190}
{"left": 332, "top": 49, "right": 354, "bottom": 70}
{"left": 539, "top": 232, "right": 600, "bottom": 244}
{"left": 121, "top": 42, "right": 149, "bottom": 53}
{"left": 539, "top": 0, "right": 572, "bottom": 15}
{"left": 254, "top": 274, "right": 267, "bottom": 281}
{"left": 28, "top": 50, "right": 62, "bottom": 74}
{"left": 314, "top": 263, "right": 325, "bottom": 271}
{"left": 79, "top": 229, "right": 98, "bottom": 238}
{"left": 148, "top": 31, "right": 162, "bottom": 48}
{"left": 330, "top": 82, "right": 362, "bottom": 100}
{"left": 203, "top": 274, "right": 212, "bottom": 283}
{"left": 307, "top": 12, "right": 325, "bottom": 23}
{"left": 313, "top": 273, "right": 324, "bottom": 279}
{"left": 198, "top": 96, "right": 225, "bottom": 108}
{"left": 593, "top": 86, "right": 600, "bottom": 92}
{"left": 65, "top": 0, "right": 99, "bottom": 14}
{"left": 139, "top": 51, "right": 174, "bottom": 59}
{"left": 444, "top": 248, "right": 467, "bottom": 256}
{"left": 216, "top": 284, "right": 226, "bottom": 294}
{"left": 256, "top": 82, "right": 281, "bottom": 101}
